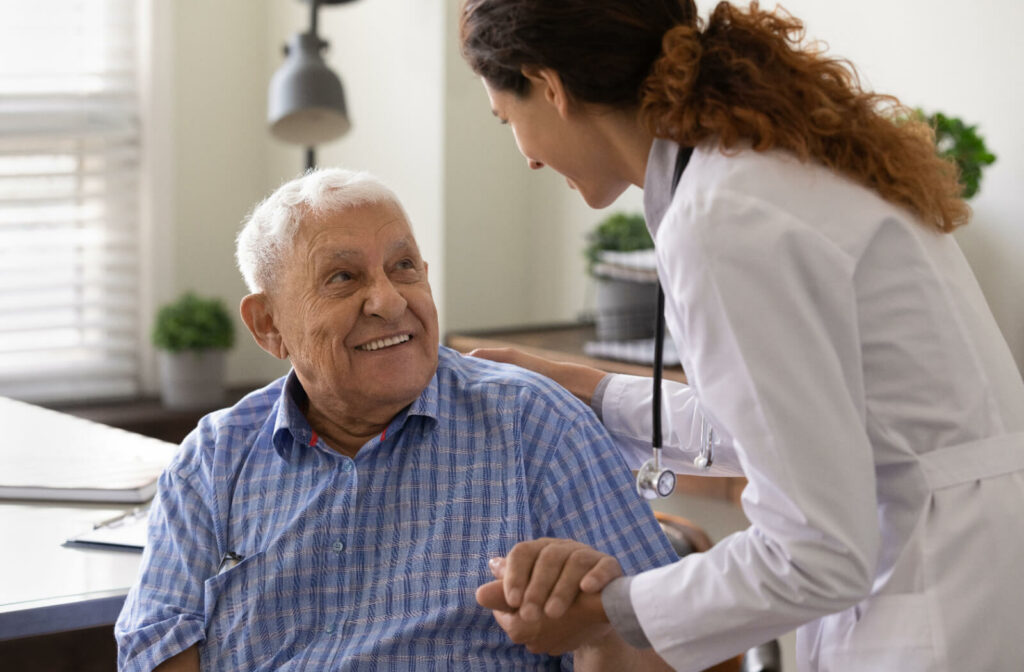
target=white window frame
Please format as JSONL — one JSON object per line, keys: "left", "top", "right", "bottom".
{"left": 0, "top": 0, "right": 175, "bottom": 402}
{"left": 136, "top": 0, "right": 176, "bottom": 396}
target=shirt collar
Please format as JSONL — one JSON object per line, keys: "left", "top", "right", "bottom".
{"left": 406, "top": 364, "right": 440, "bottom": 423}
{"left": 270, "top": 358, "right": 443, "bottom": 459}
{"left": 270, "top": 370, "right": 316, "bottom": 458}
{"left": 643, "top": 136, "right": 681, "bottom": 239}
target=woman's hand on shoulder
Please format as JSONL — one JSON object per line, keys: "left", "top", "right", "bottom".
{"left": 468, "top": 348, "right": 607, "bottom": 405}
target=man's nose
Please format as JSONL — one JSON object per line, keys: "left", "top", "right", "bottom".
{"left": 363, "top": 275, "right": 407, "bottom": 321}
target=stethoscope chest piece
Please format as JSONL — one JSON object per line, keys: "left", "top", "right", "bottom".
{"left": 637, "top": 449, "right": 676, "bottom": 500}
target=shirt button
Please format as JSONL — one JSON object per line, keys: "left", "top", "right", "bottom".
{"left": 324, "top": 624, "right": 335, "bottom": 634}
{"left": 332, "top": 541, "right": 345, "bottom": 553}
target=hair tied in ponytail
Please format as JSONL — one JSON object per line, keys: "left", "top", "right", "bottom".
{"left": 640, "top": 24, "right": 703, "bottom": 139}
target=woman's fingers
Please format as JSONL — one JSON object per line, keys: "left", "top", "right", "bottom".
{"left": 580, "top": 555, "right": 624, "bottom": 593}
{"left": 519, "top": 542, "right": 578, "bottom": 621}
{"left": 501, "top": 539, "right": 549, "bottom": 609}
{"left": 499, "top": 539, "right": 621, "bottom": 621}
{"left": 545, "top": 548, "right": 622, "bottom": 618}
{"left": 468, "top": 348, "right": 606, "bottom": 405}
{"left": 468, "top": 347, "right": 534, "bottom": 368}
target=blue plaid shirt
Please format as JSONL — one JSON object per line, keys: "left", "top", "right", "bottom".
{"left": 116, "top": 346, "right": 677, "bottom": 671}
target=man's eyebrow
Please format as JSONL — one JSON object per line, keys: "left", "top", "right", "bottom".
{"left": 388, "top": 237, "right": 417, "bottom": 255}
{"left": 318, "top": 249, "right": 361, "bottom": 263}
{"left": 315, "top": 238, "right": 417, "bottom": 264}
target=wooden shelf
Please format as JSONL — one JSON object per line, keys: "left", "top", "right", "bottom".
{"left": 446, "top": 323, "right": 745, "bottom": 505}
{"left": 446, "top": 322, "right": 688, "bottom": 382}
{"left": 43, "top": 387, "right": 257, "bottom": 445}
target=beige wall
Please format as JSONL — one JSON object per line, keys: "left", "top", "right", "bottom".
{"left": 162, "top": 0, "right": 1023, "bottom": 390}
{"left": 164, "top": 0, "right": 287, "bottom": 387}
{"left": 763, "top": 0, "right": 1024, "bottom": 369}
{"left": 441, "top": 0, "right": 646, "bottom": 332}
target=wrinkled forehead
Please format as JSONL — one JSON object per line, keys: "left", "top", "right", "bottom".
{"left": 297, "top": 199, "right": 417, "bottom": 250}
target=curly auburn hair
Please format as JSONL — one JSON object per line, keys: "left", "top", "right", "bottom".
{"left": 461, "top": 0, "right": 969, "bottom": 232}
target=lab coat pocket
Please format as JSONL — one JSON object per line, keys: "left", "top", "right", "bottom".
{"left": 818, "top": 593, "right": 939, "bottom": 672}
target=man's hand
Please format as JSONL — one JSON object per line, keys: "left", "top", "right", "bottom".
{"left": 476, "top": 538, "right": 625, "bottom": 654}
{"left": 488, "top": 538, "right": 624, "bottom": 620}
{"left": 476, "top": 578, "right": 613, "bottom": 655}
{"left": 477, "top": 557, "right": 673, "bottom": 671}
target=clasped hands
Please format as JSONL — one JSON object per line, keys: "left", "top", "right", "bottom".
{"left": 475, "top": 538, "right": 624, "bottom": 655}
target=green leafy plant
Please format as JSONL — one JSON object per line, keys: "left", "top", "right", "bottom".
{"left": 918, "top": 110, "right": 996, "bottom": 199}
{"left": 152, "top": 292, "right": 235, "bottom": 352}
{"left": 584, "top": 211, "right": 653, "bottom": 275}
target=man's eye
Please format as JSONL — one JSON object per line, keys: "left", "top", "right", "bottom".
{"left": 396, "top": 259, "right": 418, "bottom": 271}
{"left": 329, "top": 271, "right": 352, "bottom": 283}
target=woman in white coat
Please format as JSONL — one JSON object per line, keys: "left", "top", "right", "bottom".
{"left": 460, "top": 1, "right": 1024, "bottom": 670}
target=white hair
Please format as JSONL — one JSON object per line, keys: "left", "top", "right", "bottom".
{"left": 236, "top": 168, "right": 406, "bottom": 293}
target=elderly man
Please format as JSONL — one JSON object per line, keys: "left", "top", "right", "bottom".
{"left": 115, "top": 169, "right": 677, "bottom": 671}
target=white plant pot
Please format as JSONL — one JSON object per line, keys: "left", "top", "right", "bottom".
{"left": 593, "top": 277, "right": 658, "bottom": 341}
{"left": 157, "top": 349, "right": 227, "bottom": 410}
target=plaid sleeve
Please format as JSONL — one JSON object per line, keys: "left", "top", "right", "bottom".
{"left": 114, "top": 427, "right": 220, "bottom": 671}
{"left": 517, "top": 390, "right": 678, "bottom": 672}
{"left": 521, "top": 400, "right": 679, "bottom": 575}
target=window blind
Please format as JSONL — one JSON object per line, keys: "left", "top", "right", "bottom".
{"left": 0, "top": 0, "right": 142, "bottom": 402}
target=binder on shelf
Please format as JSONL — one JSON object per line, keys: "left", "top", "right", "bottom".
{"left": 0, "top": 396, "right": 179, "bottom": 504}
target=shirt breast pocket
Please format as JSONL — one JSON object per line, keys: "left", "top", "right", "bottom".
{"left": 202, "top": 549, "right": 317, "bottom": 670}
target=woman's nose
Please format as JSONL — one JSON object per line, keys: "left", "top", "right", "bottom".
{"left": 528, "top": 158, "right": 545, "bottom": 170}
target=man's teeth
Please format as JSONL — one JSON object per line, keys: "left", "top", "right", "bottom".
{"left": 357, "top": 334, "right": 411, "bottom": 351}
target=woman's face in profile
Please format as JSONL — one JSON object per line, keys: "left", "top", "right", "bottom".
{"left": 482, "top": 74, "right": 633, "bottom": 209}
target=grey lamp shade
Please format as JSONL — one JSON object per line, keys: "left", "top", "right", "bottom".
{"left": 268, "top": 33, "right": 351, "bottom": 145}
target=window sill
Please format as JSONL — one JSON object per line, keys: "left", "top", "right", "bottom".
{"left": 43, "top": 386, "right": 258, "bottom": 444}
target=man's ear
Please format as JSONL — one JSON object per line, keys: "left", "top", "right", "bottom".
{"left": 240, "top": 293, "right": 288, "bottom": 360}
{"left": 522, "top": 66, "right": 571, "bottom": 119}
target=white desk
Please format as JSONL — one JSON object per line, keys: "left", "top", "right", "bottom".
{"left": 0, "top": 397, "right": 176, "bottom": 642}
{"left": 0, "top": 501, "right": 143, "bottom": 640}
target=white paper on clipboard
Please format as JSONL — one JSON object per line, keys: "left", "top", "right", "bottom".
{"left": 64, "top": 507, "right": 150, "bottom": 552}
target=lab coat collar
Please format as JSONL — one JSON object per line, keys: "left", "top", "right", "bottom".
{"left": 643, "top": 137, "right": 682, "bottom": 238}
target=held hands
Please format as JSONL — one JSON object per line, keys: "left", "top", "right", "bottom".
{"left": 475, "top": 538, "right": 624, "bottom": 655}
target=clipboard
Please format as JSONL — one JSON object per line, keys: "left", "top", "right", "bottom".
{"left": 64, "top": 507, "right": 150, "bottom": 552}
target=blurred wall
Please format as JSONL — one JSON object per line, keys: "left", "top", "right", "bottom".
{"left": 765, "top": 0, "right": 1024, "bottom": 371}
{"left": 167, "top": 0, "right": 287, "bottom": 387}
{"left": 163, "top": 0, "right": 1023, "bottom": 390}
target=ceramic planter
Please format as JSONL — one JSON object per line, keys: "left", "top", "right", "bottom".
{"left": 593, "top": 276, "right": 658, "bottom": 341}
{"left": 157, "top": 349, "right": 227, "bottom": 410}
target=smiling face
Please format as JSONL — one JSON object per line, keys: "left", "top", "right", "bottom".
{"left": 266, "top": 200, "right": 439, "bottom": 422}
{"left": 483, "top": 74, "right": 634, "bottom": 209}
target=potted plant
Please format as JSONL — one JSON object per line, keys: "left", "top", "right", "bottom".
{"left": 917, "top": 109, "right": 996, "bottom": 199}
{"left": 584, "top": 212, "right": 659, "bottom": 341}
{"left": 152, "top": 292, "right": 235, "bottom": 409}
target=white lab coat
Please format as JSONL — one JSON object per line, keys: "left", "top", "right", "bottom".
{"left": 602, "top": 138, "right": 1024, "bottom": 671}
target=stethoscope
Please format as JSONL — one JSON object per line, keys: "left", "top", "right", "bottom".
{"left": 635, "top": 146, "right": 714, "bottom": 500}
